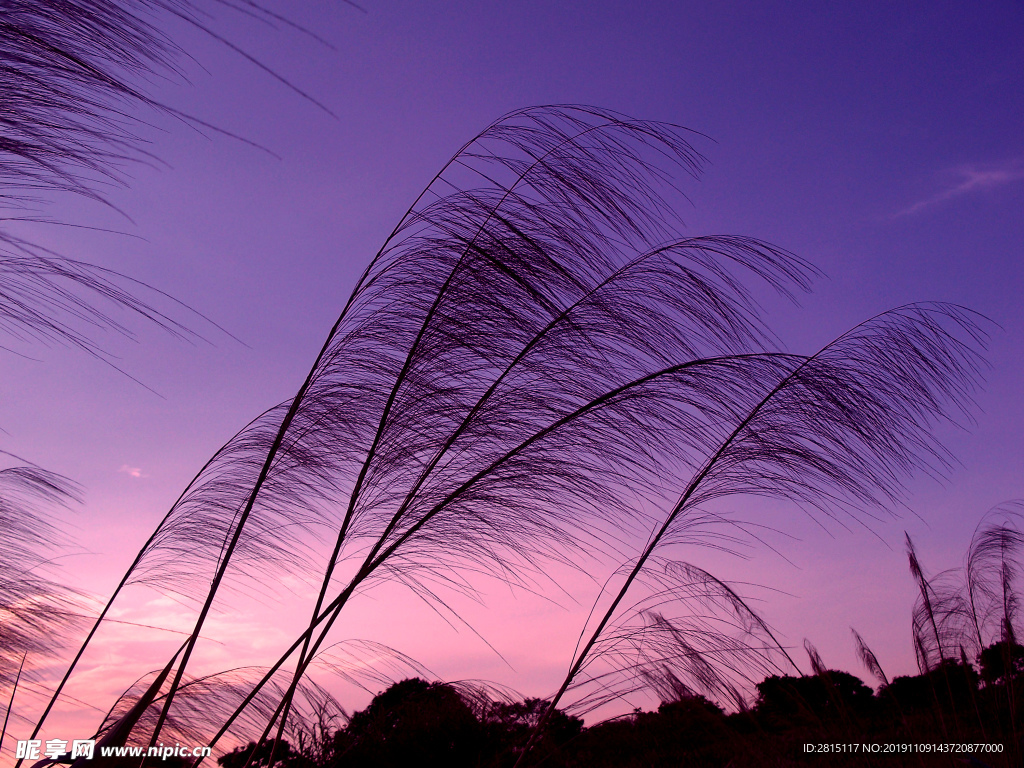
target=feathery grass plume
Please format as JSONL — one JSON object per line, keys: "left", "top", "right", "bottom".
{"left": 509, "top": 303, "right": 986, "bottom": 765}
{"left": 851, "top": 628, "right": 889, "bottom": 687}
{"left": 86, "top": 667, "right": 338, "bottom": 761}
{"left": 41, "top": 105, "right": 986, "bottom": 755}
{"left": 907, "top": 518, "right": 1024, "bottom": 676}
{"left": 0, "top": 1, "right": 335, "bottom": 357}
{"left": 906, "top": 533, "right": 969, "bottom": 673}
{"left": 0, "top": 461, "right": 84, "bottom": 728}
{"left": 964, "top": 504, "right": 1024, "bottom": 757}
{"left": 202, "top": 110, "right": 821, "bottom": 754}
{"left": 563, "top": 560, "right": 797, "bottom": 716}
{"left": 965, "top": 502, "right": 1024, "bottom": 653}
{"left": 905, "top": 504, "right": 1024, "bottom": 759}
{"left": 42, "top": 104, "right": 819, "bottom": 750}
{"left": 905, "top": 505, "right": 1024, "bottom": 669}
{"left": 804, "top": 639, "right": 826, "bottom": 677}
{"left": 1, "top": 0, "right": 336, "bottom": 201}
{"left": 83, "top": 641, "right": 414, "bottom": 762}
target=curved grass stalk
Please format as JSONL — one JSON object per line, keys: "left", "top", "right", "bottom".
{"left": 563, "top": 560, "right": 799, "bottom": 715}
{"left": 265, "top": 230, "right": 805, "bottom": 754}
{"left": 155, "top": 107, "right": 819, "bottom": 754}
{"left": 198, "top": 352, "right": 807, "bottom": 760}
{"left": 513, "top": 303, "right": 986, "bottom": 765}
{"left": 149, "top": 104, "right": 710, "bottom": 749}
{"left": 44, "top": 102, "right": 987, "bottom": 761}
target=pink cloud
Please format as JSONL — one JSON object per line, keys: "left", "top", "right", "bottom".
{"left": 896, "top": 157, "right": 1024, "bottom": 217}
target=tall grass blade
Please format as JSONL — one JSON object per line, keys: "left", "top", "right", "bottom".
{"left": 0, "top": 653, "right": 26, "bottom": 756}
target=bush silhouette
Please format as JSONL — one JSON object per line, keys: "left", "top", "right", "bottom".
{"left": 480, "top": 697, "right": 582, "bottom": 766}
{"left": 219, "top": 738, "right": 301, "bottom": 768}
{"left": 755, "top": 671, "right": 875, "bottom": 727}
{"left": 979, "top": 640, "right": 1024, "bottom": 686}
{"left": 882, "top": 659, "right": 979, "bottom": 713}
{"left": 333, "top": 679, "right": 480, "bottom": 768}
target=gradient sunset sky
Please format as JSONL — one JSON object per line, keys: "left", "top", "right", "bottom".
{"left": 6, "top": 0, "right": 1023, "bottom": 746}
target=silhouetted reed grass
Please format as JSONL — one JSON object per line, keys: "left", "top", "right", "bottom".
{"left": 21, "top": 104, "right": 992, "bottom": 765}
{"left": 0, "top": 1, "right": 333, "bottom": 361}
{"left": 898, "top": 504, "right": 1024, "bottom": 763}
{"left": 2, "top": 2, "right": 342, "bottom": 755}
{"left": 0, "top": 461, "right": 85, "bottom": 739}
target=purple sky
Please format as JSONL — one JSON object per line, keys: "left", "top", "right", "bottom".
{"left": 7, "top": 0, "right": 1024, "bottom": 744}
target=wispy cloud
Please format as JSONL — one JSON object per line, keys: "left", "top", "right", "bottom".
{"left": 895, "top": 157, "right": 1024, "bottom": 217}
{"left": 118, "top": 464, "right": 148, "bottom": 479}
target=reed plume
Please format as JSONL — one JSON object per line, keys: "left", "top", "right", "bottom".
{"left": 851, "top": 628, "right": 889, "bottom": 687}
{"left": 965, "top": 502, "right": 1024, "bottom": 652}
{"left": 0, "top": 462, "right": 84, "bottom": 729}
{"left": 563, "top": 560, "right": 797, "bottom": 716}
{"left": 41, "top": 104, "right": 818, "bottom": 750}
{"left": 908, "top": 503, "right": 1024, "bottom": 672}
{"left": 0, "top": 0, "right": 332, "bottom": 357}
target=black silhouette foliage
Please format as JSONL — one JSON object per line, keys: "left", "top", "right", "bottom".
{"left": 979, "top": 640, "right": 1024, "bottom": 686}
{"left": 331, "top": 678, "right": 480, "bottom": 768}
{"left": 755, "top": 671, "right": 875, "bottom": 728}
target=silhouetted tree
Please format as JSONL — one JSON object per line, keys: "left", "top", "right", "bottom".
{"left": 332, "top": 679, "right": 480, "bottom": 768}
{"left": 979, "top": 640, "right": 1024, "bottom": 686}
{"left": 567, "top": 696, "right": 733, "bottom": 768}
{"left": 218, "top": 738, "right": 302, "bottom": 768}
{"left": 481, "top": 697, "right": 582, "bottom": 766}
{"left": 882, "top": 659, "right": 979, "bottom": 713}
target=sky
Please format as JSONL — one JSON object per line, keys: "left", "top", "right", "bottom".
{"left": 5, "top": 0, "right": 1024, "bottom": 750}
